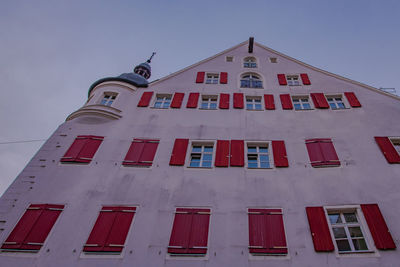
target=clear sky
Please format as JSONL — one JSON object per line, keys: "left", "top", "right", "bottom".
{"left": 0, "top": 0, "right": 399, "bottom": 195}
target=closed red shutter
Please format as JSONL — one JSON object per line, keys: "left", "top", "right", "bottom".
{"left": 277, "top": 74, "right": 287, "bottom": 85}
{"left": 123, "top": 139, "right": 159, "bottom": 166}
{"left": 361, "top": 204, "right": 396, "bottom": 250}
{"left": 171, "top": 93, "right": 185, "bottom": 108}
{"left": 1, "top": 204, "right": 64, "bottom": 251}
{"left": 248, "top": 209, "right": 287, "bottom": 255}
{"left": 306, "top": 139, "right": 340, "bottom": 167}
{"left": 264, "top": 94, "right": 275, "bottom": 110}
{"left": 196, "top": 72, "right": 205, "bottom": 83}
{"left": 61, "top": 136, "right": 103, "bottom": 163}
{"left": 280, "top": 94, "right": 293, "bottom": 110}
{"left": 374, "top": 137, "right": 400, "bottom": 163}
{"left": 219, "top": 93, "right": 230, "bottom": 109}
{"left": 344, "top": 92, "right": 361, "bottom": 107}
{"left": 84, "top": 206, "right": 136, "bottom": 253}
{"left": 215, "top": 140, "right": 230, "bottom": 167}
{"left": 230, "top": 140, "right": 244, "bottom": 167}
{"left": 311, "top": 93, "right": 329, "bottom": 108}
{"left": 168, "top": 208, "right": 210, "bottom": 255}
{"left": 233, "top": 93, "right": 244, "bottom": 109}
{"left": 169, "top": 139, "right": 189, "bottom": 166}
{"left": 220, "top": 72, "right": 228, "bottom": 84}
{"left": 300, "top": 73, "right": 311, "bottom": 85}
{"left": 60, "top": 136, "right": 89, "bottom": 162}
{"left": 272, "top": 141, "right": 289, "bottom": 167}
{"left": 186, "top": 93, "right": 200, "bottom": 108}
{"left": 137, "top": 91, "right": 153, "bottom": 107}
{"left": 306, "top": 207, "right": 334, "bottom": 252}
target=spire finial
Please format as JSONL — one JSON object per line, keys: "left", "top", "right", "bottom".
{"left": 147, "top": 52, "right": 156, "bottom": 63}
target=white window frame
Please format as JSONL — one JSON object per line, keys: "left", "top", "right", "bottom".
{"left": 153, "top": 94, "right": 172, "bottom": 109}
{"left": 205, "top": 73, "right": 219, "bottom": 84}
{"left": 324, "top": 205, "right": 376, "bottom": 255}
{"left": 389, "top": 137, "right": 400, "bottom": 156}
{"left": 326, "top": 94, "right": 347, "bottom": 110}
{"left": 187, "top": 141, "right": 215, "bottom": 169}
{"left": 200, "top": 95, "right": 218, "bottom": 110}
{"left": 243, "top": 57, "right": 257, "bottom": 68}
{"left": 286, "top": 75, "right": 300, "bottom": 86}
{"left": 246, "top": 141, "right": 272, "bottom": 169}
{"left": 100, "top": 92, "right": 118, "bottom": 106}
{"left": 246, "top": 96, "right": 263, "bottom": 111}
{"left": 292, "top": 95, "right": 313, "bottom": 111}
{"left": 240, "top": 73, "right": 263, "bottom": 89}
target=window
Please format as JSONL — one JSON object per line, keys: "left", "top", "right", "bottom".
{"left": 247, "top": 143, "right": 270, "bottom": 168}
{"left": 205, "top": 73, "right": 219, "bottom": 84}
{"left": 201, "top": 95, "right": 218, "bottom": 110}
{"left": 100, "top": 93, "right": 117, "bottom": 106}
{"left": 226, "top": 56, "right": 233, "bottom": 62}
{"left": 375, "top": 136, "right": 400, "bottom": 163}
{"left": 83, "top": 206, "right": 136, "bottom": 254}
{"left": 246, "top": 96, "right": 262, "bottom": 110}
{"left": 286, "top": 75, "right": 300, "bottom": 86}
{"left": 292, "top": 96, "right": 312, "bottom": 110}
{"left": 60, "top": 135, "right": 104, "bottom": 163}
{"left": 392, "top": 139, "right": 400, "bottom": 155}
{"left": 327, "top": 96, "right": 346, "bottom": 109}
{"left": 154, "top": 94, "right": 172, "bottom": 109}
{"left": 269, "top": 57, "right": 277, "bottom": 63}
{"left": 240, "top": 74, "right": 263, "bottom": 88}
{"left": 189, "top": 142, "right": 214, "bottom": 168}
{"left": 122, "top": 139, "right": 159, "bottom": 167}
{"left": 1, "top": 204, "right": 64, "bottom": 252}
{"left": 305, "top": 138, "right": 340, "bottom": 167}
{"left": 244, "top": 57, "right": 257, "bottom": 68}
{"left": 168, "top": 208, "right": 211, "bottom": 255}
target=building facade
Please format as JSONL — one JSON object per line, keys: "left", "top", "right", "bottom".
{"left": 0, "top": 39, "right": 399, "bottom": 267}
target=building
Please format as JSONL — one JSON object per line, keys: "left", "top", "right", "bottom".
{"left": 0, "top": 38, "right": 399, "bottom": 267}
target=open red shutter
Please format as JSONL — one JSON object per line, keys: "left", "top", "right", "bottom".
{"left": 306, "top": 139, "right": 340, "bottom": 167}
{"left": 319, "top": 139, "right": 340, "bottom": 166}
{"left": 220, "top": 72, "right": 228, "bottom": 84}
{"left": 186, "top": 93, "right": 199, "bottom": 108}
{"left": 272, "top": 141, "right": 289, "bottom": 167}
{"left": 344, "top": 92, "right": 361, "bottom": 107}
{"left": 311, "top": 93, "right": 329, "bottom": 109}
{"left": 306, "top": 139, "right": 325, "bottom": 167}
{"left": 264, "top": 94, "right": 275, "bottom": 110}
{"left": 137, "top": 91, "right": 153, "bottom": 107}
{"left": 60, "top": 136, "right": 89, "bottom": 162}
{"left": 169, "top": 139, "right": 189, "bottom": 166}
{"left": 168, "top": 208, "right": 193, "bottom": 254}
{"left": 361, "top": 204, "right": 396, "bottom": 250}
{"left": 188, "top": 209, "right": 210, "bottom": 254}
{"left": 277, "top": 74, "right": 287, "bottom": 85}
{"left": 76, "top": 136, "right": 103, "bottom": 163}
{"left": 215, "top": 140, "right": 230, "bottom": 167}
{"left": 230, "top": 140, "right": 244, "bottom": 167}
{"left": 219, "top": 93, "right": 229, "bottom": 109}
{"left": 139, "top": 140, "right": 159, "bottom": 166}
{"left": 248, "top": 209, "right": 287, "bottom": 255}
{"left": 300, "top": 73, "right": 311, "bottom": 85}
{"left": 171, "top": 93, "right": 185, "bottom": 108}
{"left": 374, "top": 137, "right": 400, "bottom": 163}
{"left": 280, "top": 94, "right": 293, "bottom": 110}
{"left": 306, "top": 207, "right": 334, "bottom": 252}
{"left": 196, "top": 72, "right": 205, "bottom": 83}
{"left": 233, "top": 93, "right": 244, "bottom": 109}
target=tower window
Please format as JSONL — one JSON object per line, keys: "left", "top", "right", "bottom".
{"left": 244, "top": 57, "right": 257, "bottom": 68}
{"left": 154, "top": 94, "right": 172, "bottom": 109}
{"left": 240, "top": 73, "right": 263, "bottom": 88}
{"left": 100, "top": 93, "right": 117, "bottom": 106}
{"left": 205, "top": 73, "right": 219, "bottom": 84}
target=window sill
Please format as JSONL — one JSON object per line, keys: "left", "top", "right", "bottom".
{"left": 187, "top": 166, "right": 213, "bottom": 169}
{"left": 199, "top": 108, "right": 217, "bottom": 110}
{"left": 338, "top": 250, "right": 375, "bottom": 254}
{"left": 294, "top": 109, "right": 314, "bottom": 111}
{"left": 247, "top": 167, "right": 272, "bottom": 169}
{"left": 246, "top": 109, "right": 264, "bottom": 111}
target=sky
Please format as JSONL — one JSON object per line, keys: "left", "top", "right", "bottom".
{"left": 0, "top": 0, "right": 399, "bottom": 196}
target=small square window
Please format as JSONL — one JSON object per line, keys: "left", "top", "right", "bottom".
{"left": 226, "top": 56, "right": 234, "bottom": 62}
{"left": 326, "top": 95, "right": 346, "bottom": 109}
{"left": 189, "top": 142, "right": 214, "bottom": 168}
{"left": 269, "top": 57, "right": 278, "bottom": 63}
{"left": 100, "top": 93, "right": 117, "bottom": 106}
{"left": 292, "top": 96, "right": 312, "bottom": 110}
{"left": 286, "top": 75, "right": 300, "bottom": 86}
{"left": 154, "top": 94, "right": 172, "bottom": 109}
{"left": 206, "top": 73, "right": 219, "bottom": 84}
{"left": 201, "top": 95, "right": 218, "bottom": 110}
{"left": 246, "top": 96, "right": 262, "bottom": 110}
{"left": 246, "top": 142, "right": 271, "bottom": 169}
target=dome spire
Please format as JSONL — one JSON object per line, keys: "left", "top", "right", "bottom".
{"left": 147, "top": 52, "right": 156, "bottom": 63}
{"left": 134, "top": 52, "right": 156, "bottom": 80}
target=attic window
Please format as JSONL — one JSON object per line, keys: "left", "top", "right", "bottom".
{"left": 269, "top": 57, "right": 278, "bottom": 63}
{"left": 226, "top": 56, "right": 234, "bottom": 62}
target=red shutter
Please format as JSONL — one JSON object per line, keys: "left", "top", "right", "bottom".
{"left": 272, "top": 141, "right": 289, "bottom": 167}
{"left": 1, "top": 204, "right": 64, "bottom": 251}
{"left": 123, "top": 139, "right": 159, "bottom": 166}
{"left": 171, "top": 93, "right": 185, "bottom": 108}
{"left": 196, "top": 72, "right": 205, "bottom": 83}
{"left": 186, "top": 93, "right": 200, "bottom": 108}
{"left": 233, "top": 93, "right": 244, "bottom": 109}
{"left": 344, "top": 92, "right": 361, "bottom": 107}
{"left": 300, "top": 73, "right": 311, "bottom": 85}
{"left": 215, "top": 140, "right": 230, "bottom": 167}
{"left": 264, "top": 94, "right": 275, "bottom": 110}
{"left": 280, "top": 94, "right": 293, "bottom": 110}
{"left": 60, "top": 136, "right": 89, "bottom": 162}
{"left": 219, "top": 93, "right": 229, "bottom": 109}
{"left": 84, "top": 206, "right": 136, "bottom": 253}
{"left": 220, "top": 72, "right": 228, "bottom": 84}
{"left": 361, "top": 204, "right": 396, "bottom": 250}
{"left": 311, "top": 93, "right": 329, "bottom": 109}
{"left": 306, "top": 139, "right": 340, "bottom": 167}
{"left": 306, "top": 207, "right": 334, "bottom": 252}
{"left": 248, "top": 209, "right": 287, "bottom": 255}
{"left": 230, "top": 140, "right": 244, "bottom": 167}
{"left": 277, "top": 74, "right": 287, "bottom": 85}
{"left": 137, "top": 91, "right": 153, "bottom": 107}
{"left": 375, "top": 137, "right": 400, "bottom": 163}
{"left": 169, "top": 139, "right": 189, "bottom": 166}
{"left": 168, "top": 208, "right": 210, "bottom": 254}
{"left": 61, "top": 135, "right": 103, "bottom": 163}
